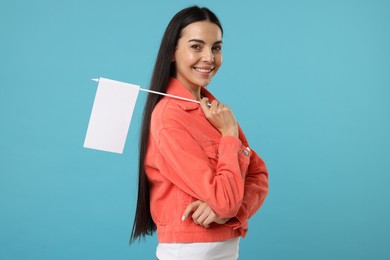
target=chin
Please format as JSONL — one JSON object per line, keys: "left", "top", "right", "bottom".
{"left": 196, "top": 78, "right": 213, "bottom": 87}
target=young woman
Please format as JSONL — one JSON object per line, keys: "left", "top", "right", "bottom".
{"left": 130, "top": 6, "right": 269, "bottom": 260}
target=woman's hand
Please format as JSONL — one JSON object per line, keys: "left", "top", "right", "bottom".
{"left": 200, "top": 98, "right": 238, "bottom": 138}
{"left": 182, "top": 200, "right": 230, "bottom": 228}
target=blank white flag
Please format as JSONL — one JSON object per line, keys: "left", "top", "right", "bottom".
{"left": 84, "top": 77, "right": 140, "bottom": 154}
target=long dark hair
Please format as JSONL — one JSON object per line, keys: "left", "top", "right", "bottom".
{"left": 129, "top": 6, "right": 223, "bottom": 243}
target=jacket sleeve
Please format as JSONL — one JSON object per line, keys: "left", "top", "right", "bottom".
{"left": 224, "top": 128, "right": 269, "bottom": 232}
{"left": 155, "top": 126, "right": 251, "bottom": 218}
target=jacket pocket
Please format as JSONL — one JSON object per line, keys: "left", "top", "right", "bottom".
{"left": 199, "top": 138, "right": 220, "bottom": 169}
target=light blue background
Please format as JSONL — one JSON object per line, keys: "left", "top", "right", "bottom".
{"left": 1, "top": 0, "right": 389, "bottom": 259}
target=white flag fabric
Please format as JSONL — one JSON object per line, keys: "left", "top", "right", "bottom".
{"left": 84, "top": 77, "right": 140, "bottom": 154}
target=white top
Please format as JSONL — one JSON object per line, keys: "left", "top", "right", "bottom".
{"left": 156, "top": 237, "right": 240, "bottom": 260}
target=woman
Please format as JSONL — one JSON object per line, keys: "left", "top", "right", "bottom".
{"left": 130, "top": 6, "right": 269, "bottom": 260}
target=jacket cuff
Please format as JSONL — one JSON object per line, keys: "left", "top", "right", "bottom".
{"left": 219, "top": 136, "right": 252, "bottom": 156}
{"left": 224, "top": 206, "right": 248, "bottom": 229}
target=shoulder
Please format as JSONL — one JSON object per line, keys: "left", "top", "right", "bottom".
{"left": 151, "top": 98, "right": 187, "bottom": 133}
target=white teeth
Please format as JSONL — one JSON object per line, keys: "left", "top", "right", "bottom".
{"left": 195, "top": 68, "right": 212, "bottom": 73}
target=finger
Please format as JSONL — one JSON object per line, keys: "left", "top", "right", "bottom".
{"left": 202, "top": 209, "right": 217, "bottom": 228}
{"left": 210, "top": 100, "right": 219, "bottom": 109}
{"left": 191, "top": 203, "right": 209, "bottom": 225}
{"left": 194, "top": 207, "right": 211, "bottom": 226}
{"left": 191, "top": 203, "right": 204, "bottom": 219}
{"left": 216, "top": 103, "right": 225, "bottom": 113}
{"left": 200, "top": 98, "right": 211, "bottom": 115}
{"left": 208, "top": 100, "right": 220, "bottom": 115}
{"left": 203, "top": 214, "right": 216, "bottom": 228}
{"left": 182, "top": 201, "right": 201, "bottom": 221}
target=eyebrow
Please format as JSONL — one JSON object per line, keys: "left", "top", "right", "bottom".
{"left": 188, "top": 39, "right": 223, "bottom": 45}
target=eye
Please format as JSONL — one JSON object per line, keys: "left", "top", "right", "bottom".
{"left": 191, "top": 44, "right": 202, "bottom": 50}
{"left": 212, "top": 45, "right": 222, "bottom": 52}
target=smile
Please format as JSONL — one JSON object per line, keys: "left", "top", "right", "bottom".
{"left": 194, "top": 67, "right": 214, "bottom": 73}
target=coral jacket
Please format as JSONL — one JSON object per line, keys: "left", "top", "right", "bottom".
{"left": 145, "top": 78, "right": 268, "bottom": 243}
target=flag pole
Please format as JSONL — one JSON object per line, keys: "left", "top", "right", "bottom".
{"left": 92, "top": 78, "right": 201, "bottom": 104}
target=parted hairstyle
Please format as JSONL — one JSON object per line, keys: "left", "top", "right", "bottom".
{"left": 130, "top": 6, "right": 223, "bottom": 243}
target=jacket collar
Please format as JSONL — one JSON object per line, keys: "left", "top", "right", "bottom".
{"left": 166, "top": 78, "right": 217, "bottom": 111}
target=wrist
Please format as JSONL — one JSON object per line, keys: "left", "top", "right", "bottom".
{"left": 221, "top": 128, "right": 238, "bottom": 137}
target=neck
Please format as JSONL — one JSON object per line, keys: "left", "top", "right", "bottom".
{"left": 173, "top": 77, "right": 202, "bottom": 101}
{"left": 188, "top": 87, "right": 202, "bottom": 101}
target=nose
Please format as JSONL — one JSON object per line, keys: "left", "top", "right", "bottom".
{"left": 202, "top": 48, "right": 214, "bottom": 63}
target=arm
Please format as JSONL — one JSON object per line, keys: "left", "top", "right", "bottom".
{"left": 224, "top": 128, "right": 269, "bottom": 231}
{"left": 155, "top": 127, "right": 248, "bottom": 218}
{"left": 200, "top": 97, "right": 268, "bottom": 222}
{"left": 181, "top": 130, "right": 268, "bottom": 229}
{"left": 152, "top": 98, "right": 249, "bottom": 218}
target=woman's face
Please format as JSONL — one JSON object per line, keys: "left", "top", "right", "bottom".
{"left": 173, "top": 21, "right": 223, "bottom": 90}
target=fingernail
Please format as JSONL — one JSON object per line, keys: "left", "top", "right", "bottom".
{"left": 181, "top": 215, "right": 186, "bottom": 221}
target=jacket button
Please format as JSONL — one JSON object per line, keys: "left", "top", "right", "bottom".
{"left": 243, "top": 150, "right": 249, "bottom": 156}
